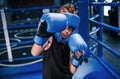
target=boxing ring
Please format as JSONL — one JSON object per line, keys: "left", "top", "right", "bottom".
{"left": 0, "top": 0, "right": 120, "bottom": 79}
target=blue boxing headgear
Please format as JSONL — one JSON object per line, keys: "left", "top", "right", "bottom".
{"left": 54, "top": 13, "right": 80, "bottom": 43}
{"left": 64, "top": 13, "right": 80, "bottom": 30}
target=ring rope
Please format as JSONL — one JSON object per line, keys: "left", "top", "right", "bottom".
{"left": 0, "top": 23, "right": 38, "bottom": 31}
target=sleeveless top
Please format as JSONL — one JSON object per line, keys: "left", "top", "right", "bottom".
{"left": 42, "top": 36, "right": 72, "bottom": 79}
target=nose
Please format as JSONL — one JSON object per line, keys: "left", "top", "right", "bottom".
{"left": 65, "top": 30, "right": 69, "bottom": 35}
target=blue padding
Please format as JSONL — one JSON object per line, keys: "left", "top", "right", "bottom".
{"left": 73, "top": 57, "right": 117, "bottom": 79}
{"left": 0, "top": 63, "right": 42, "bottom": 79}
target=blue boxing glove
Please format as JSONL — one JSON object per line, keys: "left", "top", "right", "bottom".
{"left": 54, "top": 13, "right": 80, "bottom": 43}
{"left": 64, "top": 13, "right": 80, "bottom": 33}
{"left": 68, "top": 33, "right": 87, "bottom": 68}
{"left": 34, "top": 13, "right": 67, "bottom": 46}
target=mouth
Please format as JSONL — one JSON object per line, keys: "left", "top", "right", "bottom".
{"left": 62, "top": 33, "right": 68, "bottom": 38}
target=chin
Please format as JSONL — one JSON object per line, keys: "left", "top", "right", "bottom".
{"left": 62, "top": 37, "right": 67, "bottom": 39}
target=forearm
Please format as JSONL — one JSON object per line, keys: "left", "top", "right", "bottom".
{"left": 69, "top": 52, "right": 77, "bottom": 74}
{"left": 69, "top": 51, "right": 83, "bottom": 74}
{"left": 31, "top": 40, "right": 49, "bottom": 56}
{"left": 31, "top": 43, "right": 42, "bottom": 56}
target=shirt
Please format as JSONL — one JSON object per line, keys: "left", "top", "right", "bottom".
{"left": 42, "top": 36, "right": 72, "bottom": 79}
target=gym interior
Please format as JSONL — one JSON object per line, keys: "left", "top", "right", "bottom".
{"left": 0, "top": 0, "right": 120, "bottom": 79}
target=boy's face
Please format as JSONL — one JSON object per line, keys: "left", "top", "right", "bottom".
{"left": 61, "top": 26, "right": 73, "bottom": 39}
{"left": 59, "top": 7, "right": 75, "bottom": 39}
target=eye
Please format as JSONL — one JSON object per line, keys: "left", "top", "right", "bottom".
{"left": 68, "top": 28, "right": 73, "bottom": 31}
{"left": 68, "top": 26, "right": 74, "bottom": 31}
